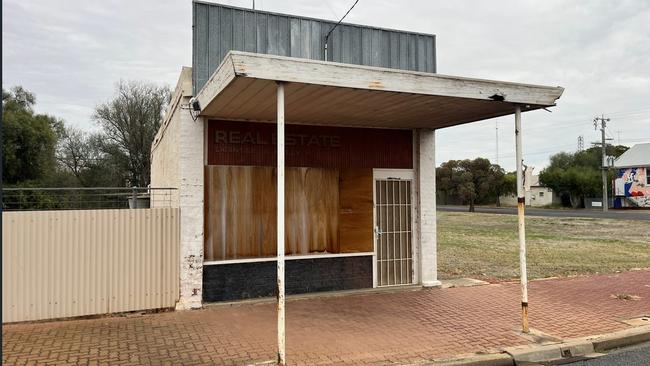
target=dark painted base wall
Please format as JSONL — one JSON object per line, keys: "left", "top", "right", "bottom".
{"left": 203, "top": 256, "right": 373, "bottom": 302}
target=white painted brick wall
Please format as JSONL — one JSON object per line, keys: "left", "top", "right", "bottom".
{"left": 418, "top": 129, "right": 440, "bottom": 287}
{"left": 176, "top": 107, "right": 204, "bottom": 310}
{"left": 151, "top": 68, "right": 205, "bottom": 310}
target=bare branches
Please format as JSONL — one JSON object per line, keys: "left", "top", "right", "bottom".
{"left": 92, "top": 81, "right": 171, "bottom": 187}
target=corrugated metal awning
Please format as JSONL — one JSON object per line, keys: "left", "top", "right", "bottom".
{"left": 194, "top": 51, "right": 564, "bottom": 129}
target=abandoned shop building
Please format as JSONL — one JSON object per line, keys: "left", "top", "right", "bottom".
{"left": 150, "top": 1, "right": 564, "bottom": 309}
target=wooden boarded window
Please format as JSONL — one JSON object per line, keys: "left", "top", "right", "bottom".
{"left": 205, "top": 166, "right": 341, "bottom": 261}
{"left": 339, "top": 169, "right": 373, "bottom": 253}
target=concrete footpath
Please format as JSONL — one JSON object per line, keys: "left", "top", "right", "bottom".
{"left": 3, "top": 270, "right": 650, "bottom": 365}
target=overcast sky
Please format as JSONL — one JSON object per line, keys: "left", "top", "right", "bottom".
{"left": 4, "top": 0, "right": 649, "bottom": 172}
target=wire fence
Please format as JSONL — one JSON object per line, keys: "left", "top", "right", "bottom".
{"left": 2, "top": 187, "right": 177, "bottom": 211}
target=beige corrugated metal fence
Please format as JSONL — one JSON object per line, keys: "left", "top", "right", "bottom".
{"left": 2, "top": 208, "right": 180, "bottom": 323}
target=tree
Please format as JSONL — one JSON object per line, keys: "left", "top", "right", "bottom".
{"left": 539, "top": 146, "right": 628, "bottom": 208}
{"left": 436, "top": 158, "right": 508, "bottom": 211}
{"left": 93, "top": 81, "right": 170, "bottom": 187}
{"left": 2, "top": 87, "right": 62, "bottom": 185}
{"left": 56, "top": 126, "right": 124, "bottom": 187}
{"left": 436, "top": 160, "right": 459, "bottom": 205}
{"left": 501, "top": 172, "right": 517, "bottom": 199}
{"left": 57, "top": 126, "right": 93, "bottom": 184}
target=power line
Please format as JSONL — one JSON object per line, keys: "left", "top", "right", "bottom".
{"left": 618, "top": 137, "right": 650, "bottom": 143}
{"left": 609, "top": 112, "right": 650, "bottom": 118}
{"left": 495, "top": 119, "right": 499, "bottom": 165}
{"left": 324, "top": 0, "right": 361, "bottom": 60}
{"left": 497, "top": 143, "right": 577, "bottom": 159}
{"left": 608, "top": 115, "right": 650, "bottom": 121}
{"left": 606, "top": 107, "right": 650, "bottom": 117}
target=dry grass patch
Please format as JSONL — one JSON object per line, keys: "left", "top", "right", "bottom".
{"left": 437, "top": 211, "right": 650, "bottom": 282}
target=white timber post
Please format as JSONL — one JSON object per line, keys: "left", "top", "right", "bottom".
{"left": 276, "top": 81, "right": 286, "bottom": 366}
{"left": 515, "top": 105, "right": 529, "bottom": 333}
{"left": 419, "top": 128, "right": 441, "bottom": 287}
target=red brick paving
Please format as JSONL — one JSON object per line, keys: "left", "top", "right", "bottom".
{"left": 3, "top": 270, "right": 650, "bottom": 365}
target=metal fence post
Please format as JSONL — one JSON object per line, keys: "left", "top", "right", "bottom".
{"left": 515, "top": 105, "right": 529, "bottom": 333}
{"left": 276, "top": 81, "right": 286, "bottom": 366}
{"left": 131, "top": 186, "right": 137, "bottom": 209}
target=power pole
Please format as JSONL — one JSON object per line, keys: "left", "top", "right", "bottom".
{"left": 577, "top": 135, "right": 584, "bottom": 152}
{"left": 495, "top": 120, "right": 499, "bottom": 165}
{"left": 593, "top": 115, "right": 610, "bottom": 212}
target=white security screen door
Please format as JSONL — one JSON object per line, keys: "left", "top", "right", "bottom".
{"left": 374, "top": 170, "right": 414, "bottom": 287}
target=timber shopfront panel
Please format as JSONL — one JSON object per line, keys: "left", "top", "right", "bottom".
{"left": 206, "top": 120, "right": 413, "bottom": 168}
{"left": 203, "top": 120, "right": 413, "bottom": 300}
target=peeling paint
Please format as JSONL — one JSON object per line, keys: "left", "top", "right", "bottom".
{"left": 368, "top": 81, "right": 385, "bottom": 89}
{"left": 152, "top": 86, "right": 204, "bottom": 312}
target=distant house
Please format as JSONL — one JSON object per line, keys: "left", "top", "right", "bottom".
{"left": 501, "top": 168, "right": 560, "bottom": 207}
{"left": 613, "top": 143, "right": 650, "bottom": 208}
{"left": 525, "top": 173, "right": 561, "bottom": 207}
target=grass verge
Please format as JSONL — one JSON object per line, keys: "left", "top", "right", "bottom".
{"left": 437, "top": 211, "right": 650, "bottom": 282}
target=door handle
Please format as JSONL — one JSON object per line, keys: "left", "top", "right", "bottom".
{"left": 374, "top": 226, "right": 383, "bottom": 236}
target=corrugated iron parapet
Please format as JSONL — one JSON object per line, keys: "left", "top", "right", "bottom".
{"left": 192, "top": 1, "right": 436, "bottom": 94}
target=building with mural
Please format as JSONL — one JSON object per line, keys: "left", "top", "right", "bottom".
{"left": 613, "top": 143, "right": 650, "bottom": 208}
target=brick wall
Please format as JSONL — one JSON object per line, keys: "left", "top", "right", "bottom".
{"left": 203, "top": 256, "right": 373, "bottom": 302}
{"left": 150, "top": 68, "right": 205, "bottom": 310}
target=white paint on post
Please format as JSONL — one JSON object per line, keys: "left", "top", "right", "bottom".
{"left": 515, "top": 105, "right": 529, "bottom": 333}
{"left": 276, "top": 81, "right": 286, "bottom": 366}
{"left": 418, "top": 129, "right": 441, "bottom": 287}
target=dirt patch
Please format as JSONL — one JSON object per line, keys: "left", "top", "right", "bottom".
{"left": 610, "top": 294, "right": 641, "bottom": 301}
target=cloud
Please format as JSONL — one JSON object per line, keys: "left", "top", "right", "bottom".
{"left": 3, "top": 0, "right": 649, "bottom": 171}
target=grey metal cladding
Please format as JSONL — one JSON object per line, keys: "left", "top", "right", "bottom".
{"left": 192, "top": 1, "right": 437, "bottom": 94}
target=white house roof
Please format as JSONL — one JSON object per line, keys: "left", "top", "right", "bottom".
{"left": 613, "top": 143, "right": 650, "bottom": 168}
{"left": 194, "top": 51, "right": 564, "bottom": 129}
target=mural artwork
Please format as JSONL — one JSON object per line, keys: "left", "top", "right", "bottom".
{"left": 614, "top": 167, "right": 650, "bottom": 208}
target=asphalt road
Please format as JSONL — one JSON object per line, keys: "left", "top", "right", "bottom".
{"left": 564, "top": 342, "right": 650, "bottom": 365}
{"left": 438, "top": 205, "right": 650, "bottom": 221}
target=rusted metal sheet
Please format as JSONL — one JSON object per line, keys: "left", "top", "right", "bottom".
{"left": 207, "top": 120, "right": 413, "bottom": 169}
{"left": 2, "top": 208, "right": 180, "bottom": 323}
{"left": 192, "top": 1, "right": 436, "bottom": 94}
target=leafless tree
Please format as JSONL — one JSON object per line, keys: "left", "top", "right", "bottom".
{"left": 93, "top": 81, "right": 170, "bottom": 187}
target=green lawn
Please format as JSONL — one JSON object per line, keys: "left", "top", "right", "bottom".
{"left": 437, "top": 211, "right": 650, "bottom": 282}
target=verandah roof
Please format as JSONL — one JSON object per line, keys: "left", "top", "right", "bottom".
{"left": 194, "top": 51, "right": 564, "bottom": 128}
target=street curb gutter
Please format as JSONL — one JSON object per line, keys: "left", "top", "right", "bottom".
{"left": 504, "top": 339, "right": 595, "bottom": 363}
{"left": 414, "top": 326, "right": 650, "bottom": 366}
{"left": 416, "top": 353, "right": 513, "bottom": 366}
{"left": 588, "top": 325, "right": 650, "bottom": 352}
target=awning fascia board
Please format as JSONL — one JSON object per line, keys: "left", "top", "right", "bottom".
{"left": 195, "top": 51, "right": 564, "bottom": 128}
